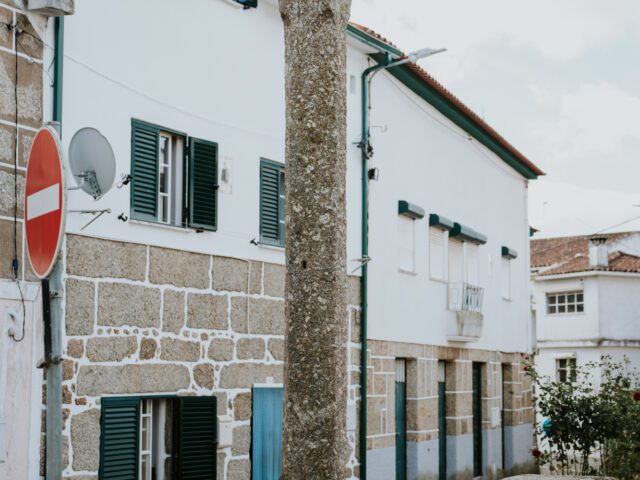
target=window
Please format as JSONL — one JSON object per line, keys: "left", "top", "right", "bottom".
{"left": 466, "top": 243, "right": 479, "bottom": 285}
{"left": 448, "top": 238, "right": 463, "bottom": 283}
{"left": 398, "top": 216, "right": 416, "bottom": 273}
{"left": 546, "top": 291, "right": 584, "bottom": 315}
{"left": 99, "top": 396, "right": 217, "bottom": 479}
{"left": 501, "top": 258, "right": 511, "bottom": 300}
{"left": 131, "top": 119, "right": 218, "bottom": 231}
{"left": 556, "top": 358, "right": 577, "bottom": 383}
{"left": 259, "top": 159, "right": 285, "bottom": 246}
{"left": 429, "top": 227, "right": 446, "bottom": 280}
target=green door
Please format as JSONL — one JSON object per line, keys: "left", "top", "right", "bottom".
{"left": 395, "top": 359, "right": 407, "bottom": 480}
{"left": 472, "top": 363, "right": 483, "bottom": 477}
{"left": 438, "top": 381, "right": 447, "bottom": 480}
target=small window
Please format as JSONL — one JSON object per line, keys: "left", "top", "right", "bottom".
{"left": 501, "top": 258, "right": 511, "bottom": 300}
{"left": 100, "top": 396, "right": 217, "bottom": 479}
{"left": 398, "top": 215, "right": 416, "bottom": 273}
{"left": 260, "top": 159, "right": 285, "bottom": 246}
{"left": 556, "top": 358, "right": 577, "bottom": 383}
{"left": 429, "top": 227, "right": 446, "bottom": 280}
{"left": 448, "top": 238, "right": 463, "bottom": 283}
{"left": 546, "top": 290, "right": 584, "bottom": 315}
{"left": 466, "top": 243, "right": 479, "bottom": 285}
{"left": 130, "top": 119, "right": 217, "bottom": 231}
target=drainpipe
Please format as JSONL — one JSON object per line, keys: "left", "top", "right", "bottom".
{"left": 45, "top": 15, "right": 64, "bottom": 480}
{"left": 358, "top": 47, "right": 445, "bottom": 479}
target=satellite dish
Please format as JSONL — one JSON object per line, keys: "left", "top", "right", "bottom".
{"left": 68, "top": 127, "right": 116, "bottom": 199}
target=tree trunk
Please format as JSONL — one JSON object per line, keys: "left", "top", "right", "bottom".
{"left": 279, "top": 1, "right": 352, "bottom": 478}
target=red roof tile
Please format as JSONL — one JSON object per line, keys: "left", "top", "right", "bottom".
{"left": 531, "top": 232, "right": 640, "bottom": 276}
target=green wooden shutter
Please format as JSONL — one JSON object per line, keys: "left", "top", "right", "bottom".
{"left": 260, "top": 159, "right": 284, "bottom": 246}
{"left": 99, "top": 397, "right": 140, "bottom": 480}
{"left": 177, "top": 396, "right": 218, "bottom": 479}
{"left": 472, "top": 363, "right": 483, "bottom": 478}
{"left": 188, "top": 138, "right": 218, "bottom": 231}
{"left": 131, "top": 120, "right": 159, "bottom": 222}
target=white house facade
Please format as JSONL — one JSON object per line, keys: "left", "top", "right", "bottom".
{"left": 0, "top": 1, "right": 543, "bottom": 479}
{"left": 531, "top": 232, "right": 640, "bottom": 385}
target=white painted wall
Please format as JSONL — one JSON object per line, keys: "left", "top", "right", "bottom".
{"left": 59, "top": 1, "right": 533, "bottom": 353}
{"left": 350, "top": 49, "right": 532, "bottom": 353}
{"left": 533, "top": 273, "right": 640, "bottom": 381}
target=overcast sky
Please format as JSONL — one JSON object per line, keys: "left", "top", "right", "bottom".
{"left": 350, "top": 0, "right": 640, "bottom": 238}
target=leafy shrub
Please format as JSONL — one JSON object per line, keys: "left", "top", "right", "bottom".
{"left": 524, "top": 356, "right": 640, "bottom": 478}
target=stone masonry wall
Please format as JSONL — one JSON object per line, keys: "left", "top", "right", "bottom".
{"left": 59, "top": 233, "right": 362, "bottom": 480}
{"left": 366, "top": 340, "right": 534, "bottom": 479}
{"left": 0, "top": 0, "right": 42, "bottom": 282}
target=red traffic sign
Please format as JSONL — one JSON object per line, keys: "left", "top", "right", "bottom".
{"left": 24, "top": 126, "right": 66, "bottom": 279}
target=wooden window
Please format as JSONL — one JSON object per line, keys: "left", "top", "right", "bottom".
{"left": 547, "top": 291, "right": 584, "bottom": 315}
{"left": 99, "top": 396, "right": 217, "bottom": 480}
{"left": 130, "top": 119, "right": 217, "bottom": 231}
{"left": 429, "top": 227, "right": 446, "bottom": 281}
{"left": 259, "top": 159, "right": 285, "bottom": 246}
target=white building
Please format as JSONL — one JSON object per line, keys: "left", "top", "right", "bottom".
{"left": 531, "top": 232, "right": 640, "bottom": 383}
{"left": 0, "top": 1, "right": 543, "bottom": 479}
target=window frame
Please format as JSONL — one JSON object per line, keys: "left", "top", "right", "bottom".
{"left": 130, "top": 119, "right": 217, "bottom": 232}
{"left": 429, "top": 226, "right": 447, "bottom": 282}
{"left": 259, "top": 158, "right": 286, "bottom": 247}
{"left": 546, "top": 290, "right": 584, "bottom": 315}
{"left": 556, "top": 357, "right": 577, "bottom": 383}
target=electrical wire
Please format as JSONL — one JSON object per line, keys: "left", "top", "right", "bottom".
{"left": 6, "top": 21, "right": 26, "bottom": 342}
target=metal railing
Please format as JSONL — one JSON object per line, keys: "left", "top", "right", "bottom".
{"left": 448, "top": 282, "right": 484, "bottom": 313}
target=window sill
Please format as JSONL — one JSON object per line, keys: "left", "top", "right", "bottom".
{"left": 502, "top": 296, "right": 512, "bottom": 302}
{"left": 129, "top": 219, "right": 192, "bottom": 234}
{"left": 257, "top": 242, "right": 285, "bottom": 252}
{"left": 430, "top": 276, "right": 447, "bottom": 284}
{"left": 398, "top": 268, "right": 417, "bottom": 276}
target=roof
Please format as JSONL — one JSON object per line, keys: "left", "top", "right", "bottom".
{"left": 347, "top": 23, "right": 544, "bottom": 179}
{"left": 531, "top": 232, "right": 640, "bottom": 276}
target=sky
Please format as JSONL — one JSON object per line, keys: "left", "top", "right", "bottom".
{"left": 350, "top": 0, "right": 640, "bottom": 238}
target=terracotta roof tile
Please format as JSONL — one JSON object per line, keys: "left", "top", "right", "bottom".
{"left": 531, "top": 232, "right": 640, "bottom": 276}
{"left": 348, "top": 23, "right": 544, "bottom": 177}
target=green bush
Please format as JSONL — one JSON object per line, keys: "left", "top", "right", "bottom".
{"left": 525, "top": 356, "right": 640, "bottom": 478}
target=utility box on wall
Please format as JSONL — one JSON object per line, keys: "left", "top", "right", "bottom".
{"left": 28, "top": 0, "right": 74, "bottom": 15}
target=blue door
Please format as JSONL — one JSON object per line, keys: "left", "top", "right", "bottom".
{"left": 252, "top": 387, "right": 284, "bottom": 480}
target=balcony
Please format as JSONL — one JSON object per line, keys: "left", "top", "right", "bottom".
{"left": 447, "top": 282, "right": 484, "bottom": 342}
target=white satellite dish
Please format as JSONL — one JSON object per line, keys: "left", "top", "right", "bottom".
{"left": 68, "top": 127, "right": 116, "bottom": 199}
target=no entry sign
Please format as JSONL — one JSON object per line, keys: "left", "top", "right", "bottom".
{"left": 24, "top": 126, "right": 66, "bottom": 279}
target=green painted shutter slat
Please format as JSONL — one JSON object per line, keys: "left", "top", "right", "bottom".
{"left": 395, "top": 381, "right": 407, "bottom": 480}
{"left": 177, "top": 396, "right": 218, "bottom": 479}
{"left": 438, "top": 381, "right": 447, "bottom": 480}
{"left": 188, "top": 138, "right": 218, "bottom": 231}
{"left": 472, "top": 363, "right": 483, "bottom": 477}
{"left": 131, "top": 120, "right": 159, "bottom": 222}
{"left": 99, "top": 397, "right": 140, "bottom": 480}
{"left": 260, "top": 160, "right": 284, "bottom": 246}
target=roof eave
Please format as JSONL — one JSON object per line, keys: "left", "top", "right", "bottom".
{"left": 347, "top": 24, "right": 544, "bottom": 180}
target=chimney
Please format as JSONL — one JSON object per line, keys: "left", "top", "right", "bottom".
{"left": 588, "top": 236, "right": 608, "bottom": 268}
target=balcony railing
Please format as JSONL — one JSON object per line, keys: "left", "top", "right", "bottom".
{"left": 448, "top": 282, "right": 484, "bottom": 313}
{"left": 447, "top": 282, "right": 484, "bottom": 341}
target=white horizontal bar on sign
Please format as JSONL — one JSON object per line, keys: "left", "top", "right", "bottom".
{"left": 27, "top": 184, "right": 60, "bottom": 221}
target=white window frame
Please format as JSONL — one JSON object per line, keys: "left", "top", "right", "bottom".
{"left": 397, "top": 215, "right": 416, "bottom": 274}
{"left": 429, "top": 227, "right": 447, "bottom": 282}
{"left": 546, "top": 290, "right": 584, "bottom": 315}
{"left": 501, "top": 257, "right": 511, "bottom": 301}
{"left": 157, "top": 132, "right": 184, "bottom": 226}
{"left": 556, "top": 357, "right": 577, "bottom": 383}
{"left": 140, "top": 399, "right": 154, "bottom": 480}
